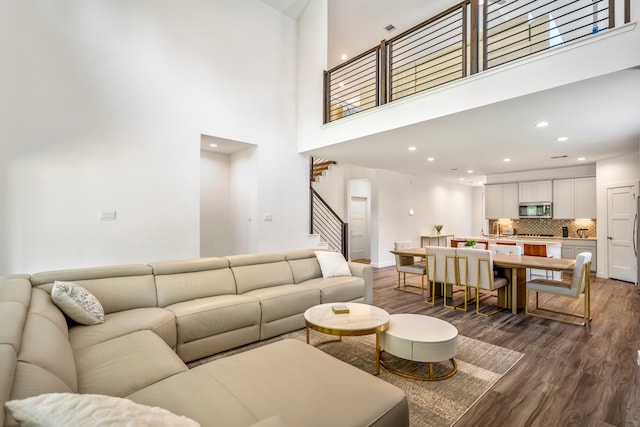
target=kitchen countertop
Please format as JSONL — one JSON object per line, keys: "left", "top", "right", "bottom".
{"left": 457, "top": 235, "right": 597, "bottom": 242}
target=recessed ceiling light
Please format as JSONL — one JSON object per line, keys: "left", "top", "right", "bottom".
{"left": 503, "top": 158, "right": 511, "bottom": 162}
{"left": 577, "top": 157, "right": 586, "bottom": 161}
{"left": 535, "top": 121, "right": 549, "bottom": 128}
{"left": 427, "top": 157, "right": 434, "bottom": 162}
{"left": 408, "top": 146, "right": 417, "bottom": 151}
{"left": 467, "top": 169, "right": 474, "bottom": 173}
{"left": 459, "top": 177, "right": 465, "bottom": 181}
{"left": 340, "top": 54, "right": 348, "bottom": 61}
{"left": 557, "top": 137, "right": 568, "bottom": 142}
{"left": 209, "top": 143, "right": 218, "bottom": 148}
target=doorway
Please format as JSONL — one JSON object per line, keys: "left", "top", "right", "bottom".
{"left": 607, "top": 184, "right": 638, "bottom": 282}
{"left": 348, "top": 178, "right": 371, "bottom": 263}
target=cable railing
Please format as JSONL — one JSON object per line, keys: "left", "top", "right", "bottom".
{"left": 324, "top": 0, "right": 629, "bottom": 123}
{"left": 310, "top": 187, "right": 348, "bottom": 258}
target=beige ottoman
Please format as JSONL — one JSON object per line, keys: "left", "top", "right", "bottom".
{"left": 380, "top": 313, "right": 458, "bottom": 381}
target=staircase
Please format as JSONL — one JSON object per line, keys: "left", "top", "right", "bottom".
{"left": 310, "top": 158, "right": 336, "bottom": 182}
{"left": 309, "top": 157, "right": 348, "bottom": 258}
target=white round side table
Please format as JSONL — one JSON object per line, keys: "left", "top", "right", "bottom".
{"left": 379, "top": 313, "right": 458, "bottom": 381}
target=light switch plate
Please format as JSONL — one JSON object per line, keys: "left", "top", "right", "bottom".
{"left": 100, "top": 210, "right": 117, "bottom": 221}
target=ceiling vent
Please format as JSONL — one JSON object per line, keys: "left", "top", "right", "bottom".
{"left": 385, "top": 24, "right": 396, "bottom": 32}
{"left": 550, "top": 155, "right": 569, "bottom": 159}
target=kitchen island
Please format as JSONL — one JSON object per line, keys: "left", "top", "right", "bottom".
{"left": 454, "top": 235, "right": 563, "bottom": 280}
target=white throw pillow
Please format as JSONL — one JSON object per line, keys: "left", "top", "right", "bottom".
{"left": 314, "top": 251, "right": 352, "bottom": 278}
{"left": 5, "top": 393, "right": 201, "bottom": 427}
{"left": 51, "top": 281, "right": 105, "bottom": 325}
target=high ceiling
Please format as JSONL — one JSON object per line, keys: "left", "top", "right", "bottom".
{"left": 267, "top": 0, "right": 640, "bottom": 185}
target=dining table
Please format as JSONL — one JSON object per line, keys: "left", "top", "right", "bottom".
{"left": 390, "top": 248, "right": 576, "bottom": 314}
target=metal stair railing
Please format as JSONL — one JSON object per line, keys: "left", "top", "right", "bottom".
{"left": 310, "top": 187, "right": 348, "bottom": 259}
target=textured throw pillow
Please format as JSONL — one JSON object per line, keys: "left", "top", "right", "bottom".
{"left": 5, "top": 393, "right": 201, "bottom": 427}
{"left": 51, "top": 281, "right": 105, "bottom": 325}
{"left": 314, "top": 251, "right": 352, "bottom": 278}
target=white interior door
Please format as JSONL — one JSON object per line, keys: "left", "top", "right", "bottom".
{"left": 607, "top": 185, "right": 637, "bottom": 282}
{"left": 349, "top": 196, "right": 369, "bottom": 261}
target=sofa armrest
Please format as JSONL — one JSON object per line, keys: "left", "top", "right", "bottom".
{"left": 348, "top": 262, "right": 373, "bottom": 304}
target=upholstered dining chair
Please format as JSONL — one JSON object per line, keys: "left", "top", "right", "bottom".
{"left": 525, "top": 252, "right": 592, "bottom": 326}
{"left": 488, "top": 244, "right": 523, "bottom": 256}
{"left": 425, "top": 246, "right": 457, "bottom": 306}
{"left": 456, "top": 248, "right": 509, "bottom": 316}
{"left": 393, "top": 241, "right": 427, "bottom": 296}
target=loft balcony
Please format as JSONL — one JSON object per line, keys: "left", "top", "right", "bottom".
{"left": 323, "top": 0, "right": 633, "bottom": 123}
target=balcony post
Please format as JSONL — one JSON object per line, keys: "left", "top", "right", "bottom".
{"left": 470, "top": 0, "right": 480, "bottom": 75}
{"left": 379, "top": 40, "right": 387, "bottom": 106}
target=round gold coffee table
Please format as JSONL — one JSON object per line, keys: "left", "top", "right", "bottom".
{"left": 303, "top": 302, "right": 390, "bottom": 375}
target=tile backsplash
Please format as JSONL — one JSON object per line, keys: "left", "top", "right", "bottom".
{"left": 489, "top": 218, "right": 596, "bottom": 238}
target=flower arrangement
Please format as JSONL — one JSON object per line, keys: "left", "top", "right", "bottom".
{"left": 434, "top": 225, "right": 443, "bottom": 234}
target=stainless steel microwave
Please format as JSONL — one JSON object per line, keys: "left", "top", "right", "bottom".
{"left": 519, "top": 203, "right": 552, "bottom": 218}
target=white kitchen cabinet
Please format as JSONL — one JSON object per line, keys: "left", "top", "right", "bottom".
{"left": 562, "top": 239, "right": 596, "bottom": 272}
{"left": 574, "top": 177, "right": 597, "bottom": 219}
{"left": 519, "top": 180, "right": 552, "bottom": 203}
{"left": 553, "top": 177, "right": 596, "bottom": 219}
{"left": 485, "top": 183, "right": 518, "bottom": 219}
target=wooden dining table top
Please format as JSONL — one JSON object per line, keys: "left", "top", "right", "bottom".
{"left": 391, "top": 248, "right": 576, "bottom": 271}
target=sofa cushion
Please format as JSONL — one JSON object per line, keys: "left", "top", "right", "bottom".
{"left": 51, "top": 281, "right": 105, "bottom": 325}
{"left": 31, "top": 265, "right": 157, "bottom": 314}
{"left": 285, "top": 250, "right": 323, "bottom": 283}
{"left": 28, "top": 288, "right": 69, "bottom": 337}
{"left": 69, "top": 307, "right": 177, "bottom": 352}
{"left": 244, "top": 285, "right": 320, "bottom": 340}
{"left": 227, "top": 253, "right": 294, "bottom": 294}
{"left": 18, "top": 313, "right": 77, "bottom": 392}
{"left": 151, "top": 258, "right": 236, "bottom": 307}
{"left": 166, "top": 295, "right": 261, "bottom": 362}
{"left": 0, "top": 303, "right": 26, "bottom": 353}
{"left": 5, "top": 393, "right": 201, "bottom": 427}
{"left": 0, "top": 276, "right": 32, "bottom": 308}
{"left": 9, "top": 362, "right": 74, "bottom": 407}
{"left": 129, "top": 339, "right": 409, "bottom": 427}
{"left": 314, "top": 251, "right": 352, "bottom": 278}
{"left": 0, "top": 345, "right": 17, "bottom": 427}
{"left": 300, "top": 276, "right": 366, "bottom": 303}
{"left": 74, "top": 330, "right": 187, "bottom": 397}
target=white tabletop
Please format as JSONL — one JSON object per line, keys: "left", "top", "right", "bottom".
{"left": 385, "top": 314, "right": 458, "bottom": 343}
{"left": 304, "top": 303, "right": 390, "bottom": 332}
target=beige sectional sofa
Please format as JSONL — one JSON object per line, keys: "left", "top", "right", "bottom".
{"left": 1, "top": 250, "right": 408, "bottom": 427}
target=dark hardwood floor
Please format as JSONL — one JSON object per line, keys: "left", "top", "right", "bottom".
{"left": 373, "top": 266, "right": 640, "bottom": 427}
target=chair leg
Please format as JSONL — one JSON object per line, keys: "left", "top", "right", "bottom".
{"left": 525, "top": 288, "right": 591, "bottom": 326}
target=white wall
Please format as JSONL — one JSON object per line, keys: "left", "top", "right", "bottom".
{"left": 200, "top": 150, "right": 232, "bottom": 257}
{"left": 596, "top": 151, "right": 640, "bottom": 277}
{"left": 0, "top": 0, "right": 307, "bottom": 274}
{"left": 375, "top": 169, "right": 475, "bottom": 267}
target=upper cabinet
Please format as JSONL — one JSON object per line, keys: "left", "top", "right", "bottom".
{"left": 574, "top": 177, "right": 597, "bottom": 219}
{"left": 553, "top": 177, "right": 596, "bottom": 219}
{"left": 518, "top": 180, "right": 552, "bottom": 203}
{"left": 485, "top": 183, "right": 519, "bottom": 219}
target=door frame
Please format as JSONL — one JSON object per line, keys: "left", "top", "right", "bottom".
{"left": 348, "top": 179, "right": 371, "bottom": 262}
{"left": 605, "top": 181, "right": 638, "bottom": 283}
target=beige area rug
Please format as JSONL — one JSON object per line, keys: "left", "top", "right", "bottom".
{"left": 189, "top": 329, "right": 524, "bottom": 427}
